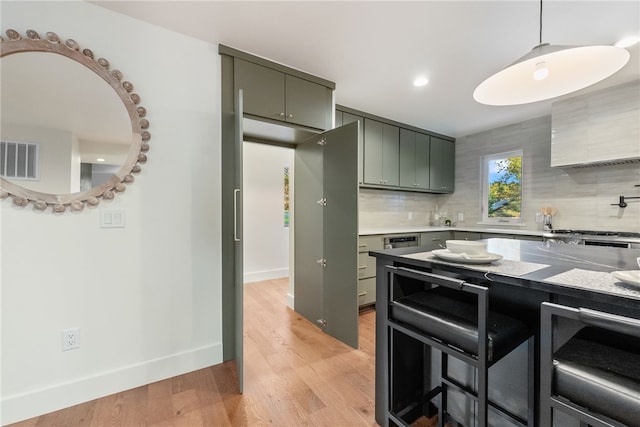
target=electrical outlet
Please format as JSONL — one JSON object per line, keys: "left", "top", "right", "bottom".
{"left": 62, "top": 328, "right": 80, "bottom": 351}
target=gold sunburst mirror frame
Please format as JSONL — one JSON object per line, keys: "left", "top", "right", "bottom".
{"left": 0, "top": 29, "right": 150, "bottom": 214}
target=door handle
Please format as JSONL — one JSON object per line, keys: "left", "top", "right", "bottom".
{"left": 233, "top": 189, "right": 240, "bottom": 242}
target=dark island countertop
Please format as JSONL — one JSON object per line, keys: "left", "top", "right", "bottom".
{"left": 371, "top": 238, "right": 640, "bottom": 425}
{"left": 370, "top": 238, "right": 640, "bottom": 309}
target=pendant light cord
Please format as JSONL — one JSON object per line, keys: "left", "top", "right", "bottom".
{"left": 539, "top": 0, "right": 543, "bottom": 44}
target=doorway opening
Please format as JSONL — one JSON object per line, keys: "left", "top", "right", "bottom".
{"left": 242, "top": 141, "right": 295, "bottom": 307}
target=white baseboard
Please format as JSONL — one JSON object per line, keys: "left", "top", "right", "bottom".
{"left": 287, "top": 292, "right": 295, "bottom": 309}
{"left": 243, "top": 268, "right": 289, "bottom": 283}
{"left": 1, "top": 343, "right": 223, "bottom": 425}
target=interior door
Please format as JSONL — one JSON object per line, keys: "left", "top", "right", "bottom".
{"left": 294, "top": 121, "right": 359, "bottom": 348}
{"left": 234, "top": 90, "right": 244, "bottom": 392}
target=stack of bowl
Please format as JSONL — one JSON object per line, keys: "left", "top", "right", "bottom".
{"left": 445, "top": 240, "right": 488, "bottom": 257}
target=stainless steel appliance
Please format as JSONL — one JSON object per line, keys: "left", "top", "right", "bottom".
{"left": 543, "top": 230, "right": 640, "bottom": 248}
{"left": 383, "top": 234, "right": 420, "bottom": 249}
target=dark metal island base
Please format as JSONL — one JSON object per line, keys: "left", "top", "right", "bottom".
{"left": 371, "top": 238, "right": 640, "bottom": 427}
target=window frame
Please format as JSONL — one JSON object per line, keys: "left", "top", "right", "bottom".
{"left": 480, "top": 149, "right": 523, "bottom": 225}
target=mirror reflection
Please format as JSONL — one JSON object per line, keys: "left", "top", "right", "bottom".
{"left": 0, "top": 51, "right": 132, "bottom": 195}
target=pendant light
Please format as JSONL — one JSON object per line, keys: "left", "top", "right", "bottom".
{"left": 473, "top": 0, "right": 630, "bottom": 106}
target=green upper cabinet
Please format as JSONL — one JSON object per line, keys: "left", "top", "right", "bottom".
{"left": 363, "top": 118, "right": 399, "bottom": 187}
{"left": 429, "top": 137, "right": 455, "bottom": 193}
{"left": 234, "top": 58, "right": 331, "bottom": 130}
{"left": 399, "top": 129, "right": 430, "bottom": 190}
{"left": 336, "top": 111, "right": 365, "bottom": 184}
{"left": 337, "top": 105, "right": 455, "bottom": 194}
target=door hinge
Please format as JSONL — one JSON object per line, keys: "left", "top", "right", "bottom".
{"left": 317, "top": 138, "right": 327, "bottom": 146}
{"left": 316, "top": 318, "right": 327, "bottom": 328}
{"left": 316, "top": 258, "right": 327, "bottom": 267}
{"left": 317, "top": 198, "right": 327, "bottom": 206}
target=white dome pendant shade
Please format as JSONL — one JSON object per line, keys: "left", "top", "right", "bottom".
{"left": 473, "top": 0, "right": 630, "bottom": 106}
{"left": 473, "top": 42, "right": 630, "bottom": 106}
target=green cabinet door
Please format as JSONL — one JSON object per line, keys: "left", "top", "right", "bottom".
{"left": 429, "top": 137, "right": 455, "bottom": 193}
{"left": 363, "top": 118, "right": 399, "bottom": 186}
{"left": 420, "top": 231, "right": 453, "bottom": 250}
{"left": 234, "top": 58, "right": 331, "bottom": 130}
{"left": 234, "top": 58, "right": 285, "bottom": 121}
{"left": 400, "top": 129, "right": 430, "bottom": 189}
{"left": 339, "top": 112, "right": 364, "bottom": 184}
{"left": 364, "top": 119, "right": 383, "bottom": 185}
{"left": 322, "top": 122, "right": 359, "bottom": 348}
{"left": 295, "top": 122, "right": 359, "bottom": 349}
{"left": 454, "top": 231, "right": 483, "bottom": 241}
{"left": 382, "top": 123, "right": 399, "bottom": 186}
{"left": 415, "top": 133, "right": 430, "bottom": 189}
{"left": 399, "top": 128, "right": 416, "bottom": 188}
{"left": 285, "top": 74, "right": 331, "bottom": 130}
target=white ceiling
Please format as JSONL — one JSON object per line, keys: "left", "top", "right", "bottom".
{"left": 93, "top": 0, "right": 640, "bottom": 138}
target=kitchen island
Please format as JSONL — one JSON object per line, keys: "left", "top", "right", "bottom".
{"left": 371, "top": 238, "right": 640, "bottom": 426}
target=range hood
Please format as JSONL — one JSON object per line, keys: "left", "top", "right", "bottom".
{"left": 550, "top": 79, "right": 640, "bottom": 168}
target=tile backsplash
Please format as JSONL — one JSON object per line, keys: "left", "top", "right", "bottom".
{"left": 360, "top": 113, "right": 640, "bottom": 233}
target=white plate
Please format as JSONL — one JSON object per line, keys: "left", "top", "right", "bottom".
{"left": 611, "top": 270, "right": 640, "bottom": 288}
{"left": 432, "top": 249, "right": 503, "bottom": 264}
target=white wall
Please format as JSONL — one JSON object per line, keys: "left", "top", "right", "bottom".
{"left": 0, "top": 2, "right": 222, "bottom": 424}
{"left": 242, "top": 142, "right": 293, "bottom": 283}
{"left": 447, "top": 114, "right": 640, "bottom": 232}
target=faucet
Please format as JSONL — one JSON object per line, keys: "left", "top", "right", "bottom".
{"left": 611, "top": 195, "right": 640, "bottom": 208}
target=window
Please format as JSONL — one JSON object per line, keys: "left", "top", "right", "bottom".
{"left": 0, "top": 141, "right": 40, "bottom": 181}
{"left": 481, "top": 150, "right": 522, "bottom": 224}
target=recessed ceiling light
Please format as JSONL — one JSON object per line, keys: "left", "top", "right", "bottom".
{"left": 615, "top": 36, "right": 640, "bottom": 48}
{"left": 413, "top": 76, "right": 429, "bottom": 87}
{"left": 96, "top": 158, "right": 105, "bottom": 162}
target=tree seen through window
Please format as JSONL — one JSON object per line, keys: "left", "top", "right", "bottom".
{"left": 486, "top": 152, "right": 522, "bottom": 220}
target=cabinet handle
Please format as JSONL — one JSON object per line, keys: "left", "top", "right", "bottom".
{"left": 287, "top": 113, "right": 294, "bottom": 119}
{"left": 233, "top": 189, "right": 240, "bottom": 242}
{"left": 358, "top": 265, "right": 367, "bottom": 270}
{"left": 358, "top": 292, "right": 367, "bottom": 297}
{"left": 358, "top": 244, "right": 367, "bottom": 248}
{"left": 279, "top": 112, "right": 285, "bottom": 117}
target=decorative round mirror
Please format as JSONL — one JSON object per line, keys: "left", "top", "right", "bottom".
{"left": 0, "top": 29, "right": 150, "bottom": 213}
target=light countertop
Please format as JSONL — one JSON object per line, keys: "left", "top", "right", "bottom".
{"left": 359, "top": 225, "right": 547, "bottom": 237}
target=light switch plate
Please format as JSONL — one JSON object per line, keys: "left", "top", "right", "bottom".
{"left": 101, "top": 209, "right": 125, "bottom": 228}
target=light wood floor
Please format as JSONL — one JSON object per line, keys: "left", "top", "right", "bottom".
{"left": 9, "top": 278, "right": 379, "bottom": 426}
